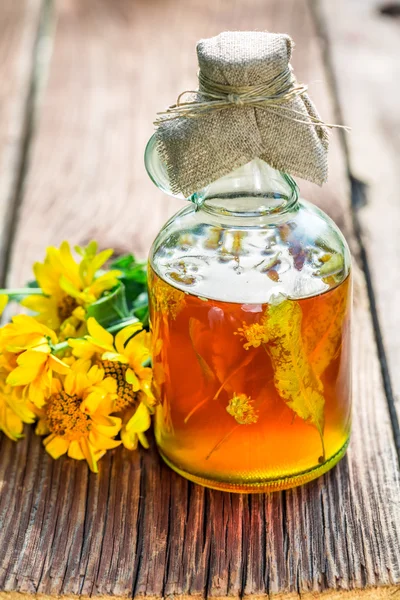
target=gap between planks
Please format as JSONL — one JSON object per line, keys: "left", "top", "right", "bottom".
{"left": 0, "top": 0, "right": 54, "bottom": 287}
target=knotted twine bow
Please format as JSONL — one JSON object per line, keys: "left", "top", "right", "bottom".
{"left": 156, "top": 67, "right": 349, "bottom": 132}
{"left": 154, "top": 32, "right": 349, "bottom": 197}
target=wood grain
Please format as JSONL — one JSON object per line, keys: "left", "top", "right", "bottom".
{"left": 0, "top": 0, "right": 399, "bottom": 597}
{"left": 0, "top": 0, "right": 42, "bottom": 284}
{"left": 318, "top": 0, "right": 400, "bottom": 437}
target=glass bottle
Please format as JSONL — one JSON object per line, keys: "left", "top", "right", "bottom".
{"left": 145, "top": 134, "right": 351, "bottom": 493}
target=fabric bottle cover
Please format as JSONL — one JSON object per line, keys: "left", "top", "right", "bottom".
{"left": 154, "top": 31, "right": 332, "bottom": 198}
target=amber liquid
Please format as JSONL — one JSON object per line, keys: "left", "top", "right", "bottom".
{"left": 149, "top": 267, "right": 351, "bottom": 492}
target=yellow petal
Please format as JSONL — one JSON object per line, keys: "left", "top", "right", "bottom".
{"left": 11, "top": 314, "right": 47, "bottom": 333}
{"left": 43, "top": 432, "right": 54, "bottom": 446}
{"left": 59, "top": 276, "right": 81, "bottom": 299}
{"left": 21, "top": 295, "right": 52, "bottom": 313}
{"left": 28, "top": 379, "right": 47, "bottom": 408}
{"left": 48, "top": 354, "right": 70, "bottom": 374}
{"left": 17, "top": 349, "right": 48, "bottom": 367}
{"left": 10, "top": 314, "right": 57, "bottom": 345}
{"left": 121, "top": 428, "right": 138, "bottom": 451}
{"left": 68, "top": 338, "right": 96, "bottom": 360}
{"left": 125, "top": 402, "right": 151, "bottom": 433}
{"left": 33, "top": 262, "right": 61, "bottom": 297}
{"left": 74, "top": 372, "right": 89, "bottom": 396}
{"left": 35, "top": 419, "right": 50, "bottom": 436}
{"left": 9, "top": 394, "right": 36, "bottom": 423}
{"left": 63, "top": 372, "right": 76, "bottom": 396}
{"left": 79, "top": 437, "right": 98, "bottom": 473}
{"left": 90, "top": 248, "right": 114, "bottom": 272}
{"left": 125, "top": 331, "right": 151, "bottom": 364}
{"left": 102, "top": 351, "right": 128, "bottom": 363}
{"left": 71, "top": 358, "right": 92, "bottom": 374}
{"left": 98, "top": 396, "right": 117, "bottom": 415}
{"left": 44, "top": 435, "right": 69, "bottom": 459}
{"left": 125, "top": 368, "right": 140, "bottom": 391}
{"left": 81, "top": 391, "right": 103, "bottom": 414}
{"left": 94, "top": 449, "right": 107, "bottom": 462}
{"left": 93, "top": 414, "right": 121, "bottom": 437}
{"left": 101, "top": 376, "right": 117, "bottom": 394}
{"left": 89, "top": 428, "right": 121, "bottom": 450}
{"left": 0, "top": 294, "right": 8, "bottom": 315}
{"left": 1, "top": 408, "right": 24, "bottom": 441}
{"left": 72, "top": 306, "right": 86, "bottom": 321}
{"left": 89, "top": 271, "right": 121, "bottom": 297}
{"left": 7, "top": 364, "right": 43, "bottom": 386}
{"left": 115, "top": 323, "right": 142, "bottom": 355}
{"left": 58, "top": 241, "right": 81, "bottom": 287}
{"left": 87, "top": 317, "right": 114, "bottom": 348}
{"left": 138, "top": 432, "right": 150, "bottom": 449}
{"left": 87, "top": 364, "right": 104, "bottom": 385}
{"left": 51, "top": 378, "right": 62, "bottom": 394}
{"left": 67, "top": 440, "right": 85, "bottom": 460}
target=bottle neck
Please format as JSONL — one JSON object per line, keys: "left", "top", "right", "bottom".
{"left": 188, "top": 159, "right": 299, "bottom": 217}
{"left": 145, "top": 134, "right": 299, "bottom": 217}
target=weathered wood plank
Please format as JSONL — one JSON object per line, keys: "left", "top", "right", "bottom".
{"left": 0, "top": 0, "right": 43, "bottom": 283}
{"left": 0, "top": 0, "right": 399, "bottom": 598}
{"left": 318, "top": 0, "right": 400, "bottom": 443}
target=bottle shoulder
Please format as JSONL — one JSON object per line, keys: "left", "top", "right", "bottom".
{"left": 149, "top": 198, "right": 351, "bottom": 304}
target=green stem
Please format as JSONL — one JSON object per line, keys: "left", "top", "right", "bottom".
{"left": 206, "top": 424, "right": 240, "bottom": 460}
{"left": 213, "top": 352, "right": 254, "bottom": 400}
{"left": 0, "top": 288, "right": 44, "bottom": 297}
{"left": 52, "top": 316, "right": 139, "bottom": 354}
{"left": 106, "top": 317, "right": 139, "bottom": 333}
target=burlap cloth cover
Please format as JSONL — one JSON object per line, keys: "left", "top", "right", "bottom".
{"left": 155, "top": 31, "right": 330, "bottom": 197}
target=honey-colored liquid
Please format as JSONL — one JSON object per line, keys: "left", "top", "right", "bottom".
{"left": 149, "top": 267, "right": 351, "bottom": 492}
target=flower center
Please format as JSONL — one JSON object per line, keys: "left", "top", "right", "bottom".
{"left": 101, "top": 360, "right": 137, "bottom": 411}
{"left": 46, "top": 390, "right": 90, "bottom": 441}
{"left": 226, "top": 393, "right": 258, "bottom": 425}
{"left": 58, "top": 295, "right": 79, "bottom": 321}
{"left": 235, "top": 320, "right": 269, "bottom": 349}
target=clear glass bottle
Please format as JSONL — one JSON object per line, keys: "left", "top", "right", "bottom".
{"left": 145, "top": 134, "right": 352, "bottom": 493}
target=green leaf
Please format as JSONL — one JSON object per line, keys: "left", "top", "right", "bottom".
{"left": 110, "top": 253, "right": 148, "bottom": 310}
{"left": 26, "top": 279, "right": 40, "bottom": 289}
{"left": 86, "top": 282, "right": 130, "bottom": 327}
{"left": 110, "top": 253, "right": 136, "bottom": 269}
{"left": 132, "top": 292, "right": 149, "bottom": 326}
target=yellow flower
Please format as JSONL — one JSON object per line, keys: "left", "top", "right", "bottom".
{"left": 69, "top": 317, "right": 153, "bottom": 403}
{"left": 235, "top": 319, "right": 269, "bottom": 350}
{"left": 226, "top": 393, "right": 258, "bottom": 425}
{"left": 21, "top": 241, "right": 121, "bottom": 339}
{"left": 69, "top": 317, "right": 155, "bottom": 449}
{"left": 1, "top": 315, "right": 69, "bottom": 407}
{"left": 36, "top": 359, "right": 121, "bottom": 472}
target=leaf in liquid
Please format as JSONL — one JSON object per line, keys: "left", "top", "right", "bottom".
{"left": 265, "top": 299, "right": 325, "bottom": 459}
{"left": 303, "top": 278, "right": 349, "bottom": 376}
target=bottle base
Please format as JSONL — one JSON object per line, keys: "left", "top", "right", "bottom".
{"left": 158, "top": 437, "right": 350, "bottom": 493}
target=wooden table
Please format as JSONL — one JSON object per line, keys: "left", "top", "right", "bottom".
{"left": 0, "top": 1, "right": 399, "bottom": 598}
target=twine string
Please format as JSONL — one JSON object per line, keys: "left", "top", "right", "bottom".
{"left": 155, "top": 66, "right": 350, "bottom": 132}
